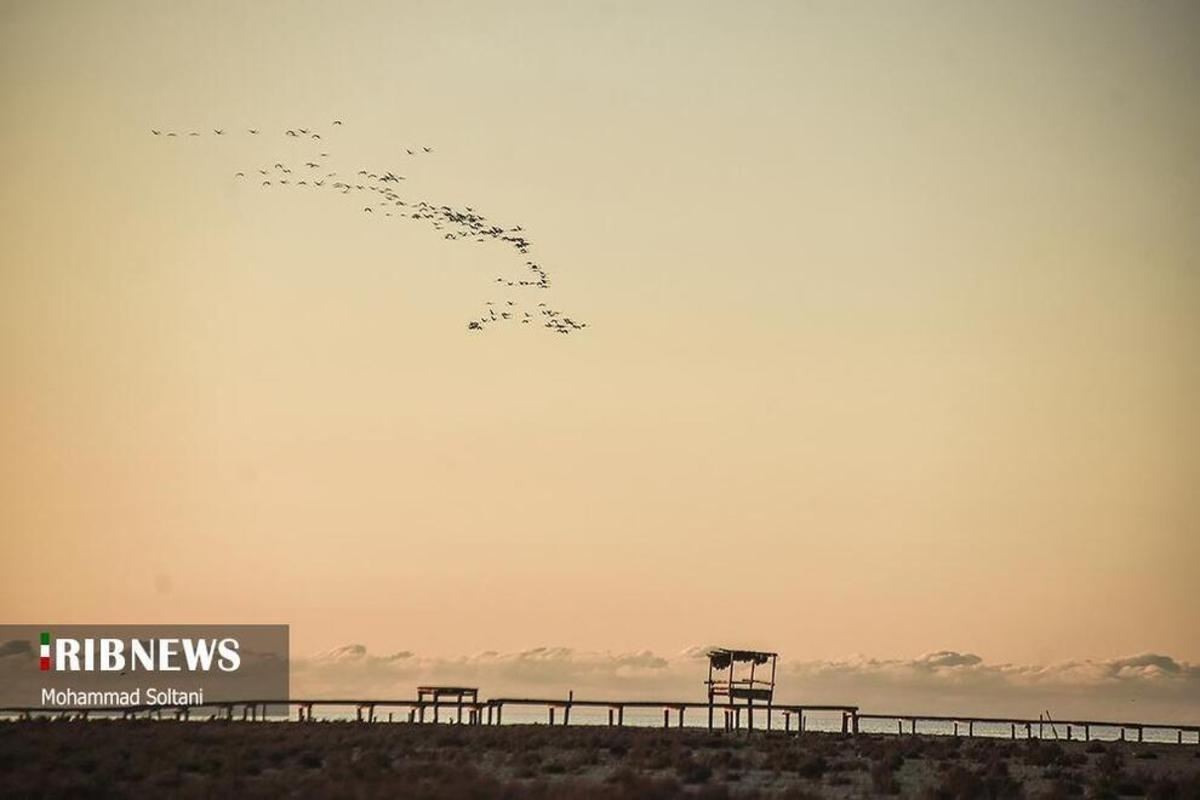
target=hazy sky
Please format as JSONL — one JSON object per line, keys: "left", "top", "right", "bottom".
{"left": 2, "top": 0, "right": 1197, "bottom": 687}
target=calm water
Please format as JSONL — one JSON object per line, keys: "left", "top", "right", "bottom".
{"left": 271, "top": 705, "right": 1196, "bottom": 745}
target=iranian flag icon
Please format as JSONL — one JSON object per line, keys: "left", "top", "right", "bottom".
{"left": 39, "top": 631, "right": 50, "bottom": 671}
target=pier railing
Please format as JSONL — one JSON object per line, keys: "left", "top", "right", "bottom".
{"left": 2, "top": 698, "right": 1197, "bottom": 745}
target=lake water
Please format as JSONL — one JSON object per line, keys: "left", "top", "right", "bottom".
{"left": 277, "top": 704, "right": 1196, "bottom": 745}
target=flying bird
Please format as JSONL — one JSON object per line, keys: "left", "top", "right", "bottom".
{"left": 152, "top": 118, "right": 584, "bottom": 337}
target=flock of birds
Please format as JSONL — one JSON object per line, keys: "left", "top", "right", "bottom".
{"left": 152, "top": 121, "right": 586, "bottom": 335}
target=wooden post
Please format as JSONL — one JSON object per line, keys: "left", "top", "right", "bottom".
{"left": 1011, "top": 723, "right": 1016, "bottom": 739}
{"left": 663, "top": 708, "right": 669, "bottom": 728}
{"left": 748, "top": 661, "right": 755, "bottom": 732}
{"left": 608, "top": 708, "right": 614, "bottom": 726}
{"left": 801, "top": 712, "right": 805, "bottom": 734}
{"left": 433, "top": 698, "right": 439, "bottom": 724}
{"left": 954, "top": 722, "right": 959, "bottom": 737}
{"left": 708, "top": 658, "right": 714, "bottom": 730}
{"left": 785, "top": 712, "right": 791, "bottom": 734}
{"left": 1138, "top": 727, "right": 1143, "bottom": 743}
{"left": 841, "top": 713, "right": 849, "bottom": 734}
{"left": 549, "top": 707, "right": 555, "bottom": 726}
{"left": 679, "top": 707, "right": 685, "bottom": 728}
{"left": 565, "top": 691, "right": 573, "bottom": 726}
{"left": 898, "top": 719, "right": 903, "bottom": 735}
{"left": 497, "top": 704, "right": 503, "bottom": 726}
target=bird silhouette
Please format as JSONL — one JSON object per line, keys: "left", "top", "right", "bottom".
{"left": 156, "top": 118, "right": 585, "bottom": 336}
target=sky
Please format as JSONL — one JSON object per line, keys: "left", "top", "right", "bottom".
{"left": 1, "top": 1, "right": 1197, "bottom": 719}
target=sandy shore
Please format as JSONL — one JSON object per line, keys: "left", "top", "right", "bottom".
{"left": 2, "top": 720, "right": 1198, "bottom": 798}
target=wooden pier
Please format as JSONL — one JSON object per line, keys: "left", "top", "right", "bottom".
{"left": 2, "top": 698, "right": 1197, "bottom": 745}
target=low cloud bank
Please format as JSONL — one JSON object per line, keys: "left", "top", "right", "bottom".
{"left": 293, "top": 646, "right": 1200, "bottom": 723}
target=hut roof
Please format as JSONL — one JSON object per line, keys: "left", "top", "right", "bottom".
{"left": 707, "top": 648, "right": 777, "bottom": 670}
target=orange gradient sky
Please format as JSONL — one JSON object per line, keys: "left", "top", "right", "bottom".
{"left": 1, "top": 1, "right": 1197, "bottom": 675}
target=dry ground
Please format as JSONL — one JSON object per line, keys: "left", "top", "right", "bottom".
{"left": 2, "top": 720, "right": 1199, "bottom": 798}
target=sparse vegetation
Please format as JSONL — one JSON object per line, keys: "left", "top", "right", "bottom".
{"left": 1, "top": 721, "right": 1198, "bottom": 798}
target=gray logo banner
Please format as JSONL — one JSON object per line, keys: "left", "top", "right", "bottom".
{"left": 0, "top": 625, "right": 288, "bottom": 712}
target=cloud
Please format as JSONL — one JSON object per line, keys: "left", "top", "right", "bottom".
{"left": 916, "top": 651, "right": 984, "bottom": 670}
{"left": 291, "top": 646, "right": 1200, "bottom": 722}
